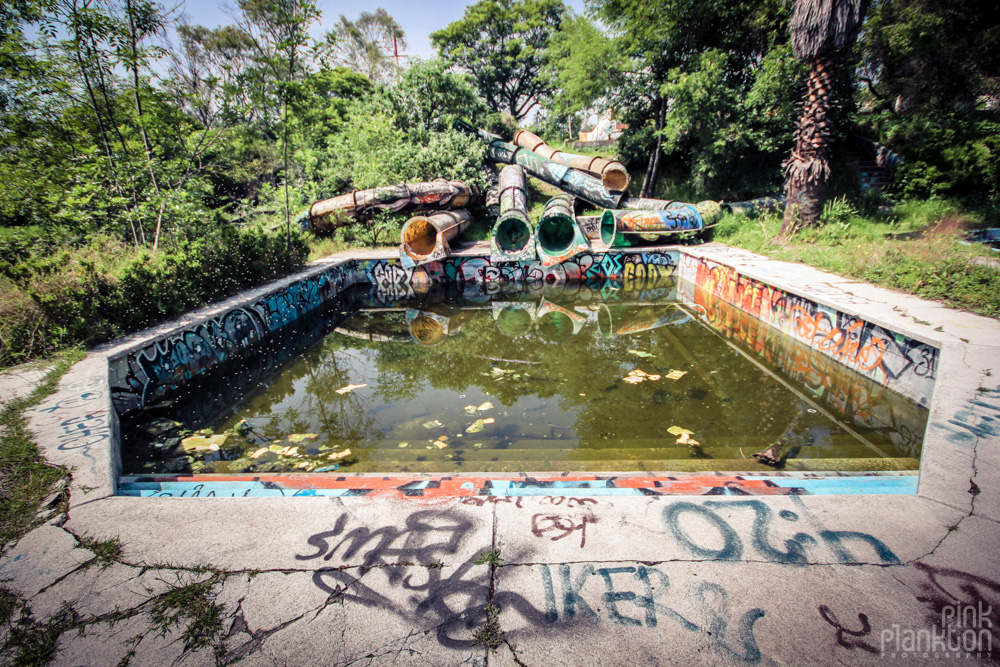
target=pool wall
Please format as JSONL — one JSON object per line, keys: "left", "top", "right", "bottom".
{"left": 98, "top": 242, "right": 951, "bottom": 496}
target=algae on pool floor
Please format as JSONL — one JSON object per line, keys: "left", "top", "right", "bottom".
{"left": 120, "top": 280, "right": 928, "bottom": 475}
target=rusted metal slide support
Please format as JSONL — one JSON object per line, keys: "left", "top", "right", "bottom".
{"left": 399, "top": 209, "right": 472, "bottom": 267}
{"left": 491, "top": 165, "right": 535, "bottom": 262}
{"left": 308, "top": 179, "right": 478, "bottom": 232}
{"left": 513, "top": 129, "right": 630, "bottom": 191}
{"left": 536, "top": 194, "right": 591, "bottom": 266}
{"left": 600, "top": 201, "right": 722, "bottom": 247}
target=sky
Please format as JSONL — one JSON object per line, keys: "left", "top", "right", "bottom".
{"left": 175, "top": 0, "right": 588, "bottom": 61}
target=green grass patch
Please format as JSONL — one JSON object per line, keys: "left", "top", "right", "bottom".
{"left": 472, "top": 603, "right": 505, "bottom": 650}
{"left": 0, "top": 349, "right": 84, "bottom": 549}
{"left": 713, "top": 198, "right": 1000, "bottom": 319}
{"left": 149, "top": 573, "right": 226, "bottom": 654}
{"left": 76, "top": 534, "right": 125, "bottom": 570}
{"left": 472, "top": 548, "right": 503, "bottom": 567}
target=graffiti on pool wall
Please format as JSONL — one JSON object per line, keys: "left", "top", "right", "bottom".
{"left": 109, "top": 263, "right": 354, "bottom": 414}
{"left": 679, "top": 255, "right": 938, "bottom": 407}
{"left": 682, "top": 283, "right": 928, "bottom": 456}
{"left": 356, "top": 250, "right": 678, "bottom": 303}
{"left": 930, "top": 384, "right": 1000, "bottom": 447}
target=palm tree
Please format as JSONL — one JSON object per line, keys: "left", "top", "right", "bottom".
{"left": 780, "top": 0, "right": 869, "bottom": 237}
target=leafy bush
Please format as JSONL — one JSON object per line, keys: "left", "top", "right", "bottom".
{"left": 0, "top": 227, "right": 308, "bottom": 367}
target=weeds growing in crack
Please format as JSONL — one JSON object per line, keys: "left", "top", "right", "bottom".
{"left": 473, "top": 549, "right": 502, "bottom": 567}
{"left": 472, "top": 603, "right": 504, "bottom": 651}
{"left": 0, "top": 586, "right": 77, "bottom": 667}
{"left": 149, "top": 573, "right": 226, "bottom": 655}
{"left": 0, "top": 349, "right": 83, "bottom": 550}
{"left": 76, "top": 534, "right": 124, "bottom": 570}
{"left": 426, "top": 561, "right": 444, "bottom": 569}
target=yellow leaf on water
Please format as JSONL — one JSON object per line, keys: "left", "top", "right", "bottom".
{"left": 335, "top": 383, "right": 367, "bottom": 395}
{"left": 329, "top": 449, "right": 352, "bottom": 460}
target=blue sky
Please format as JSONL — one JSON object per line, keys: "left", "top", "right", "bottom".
{"left": 177, "top": 0, "right": 588, "bottom": 61}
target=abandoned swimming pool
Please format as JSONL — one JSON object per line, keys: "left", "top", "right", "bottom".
{"left": 110, "top": 245, "right": 939, "bottom": 497}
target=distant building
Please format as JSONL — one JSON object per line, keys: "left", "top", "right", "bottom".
{"left": 578, "top": 114, "right": 627, "bottom": 143}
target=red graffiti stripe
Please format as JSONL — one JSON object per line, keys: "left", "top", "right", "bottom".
{"left": 127, "top": 474, "right": 803, "bottom": 496}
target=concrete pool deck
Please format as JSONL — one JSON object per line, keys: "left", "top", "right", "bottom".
{"left": 1, "top": 242, "right": 998, "bottom": 665}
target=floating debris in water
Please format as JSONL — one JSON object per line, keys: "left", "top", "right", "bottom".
{"left": 477, "top": 402, "right": 494, "bottom": 412}
{"left": 335, "top": 383, "right": 367, "bottom": 395}
{"left": 423, "top": 420, "right": 444, "bottom": 429}
{"left": 250, "top": 447, "right": 269, "bottom": 459}
{"left": 433, "top": 440, "right": 448, "bottom": 449}
{"left": 628, "top": 350, "right": 655, "bottom": 358}
{"left": 314, "top": 464, "right": 340, "bottom": 472}
{"left": 464, "top": 405, "right": 477, "bottom": 414}
{"left": 667, "top": 425, "right": 694, "bottom": 436}
{"left": 398, "top": 442, "right": 409, "bottom": 448}
{"left": 288, "top": 433, "right": 318, "bottom": 443}
{"left": 665, "top": 370, "right": 687, "bottom": 380}
{"left": 676, "top": 432, "right": 700, "bottom": 446}
{"left": 329, "top": 449, "right": 352, "bottom": 460}
{"left": 466, "top": 419, "right": 485, "bottom": 433}
{"left": 483, "top": 418, "right": 495, "bottom": 424}
{"left": 143, "top": 419, "right": 182, "bottom": 438}
{"left": 180, "top": 434, "right": 229, "bottom": 453}
{"left": 624, "top": 369, "right": 661, "bottom": 384}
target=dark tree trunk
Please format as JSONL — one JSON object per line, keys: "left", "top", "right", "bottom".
{"left": 640, "top": 98, "right": 665, "bottom": 198}
{"left": 781, "top": 55, "right": 837, "bottom": 236}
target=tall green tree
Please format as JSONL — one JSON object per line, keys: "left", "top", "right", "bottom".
{"left": 320, "top": 8, "right": 406, "bottom": 83}
{"left": 856, "top": 0, "right": 999, "bottom": 201}
{"left": 431, "top": 0, "right": 567, "bottom": 122}
{"left": 780, "top": 0, "right": 869, "bottom": 235}
{"left": 588, "top": 0, "right": 792, "bottom": 197}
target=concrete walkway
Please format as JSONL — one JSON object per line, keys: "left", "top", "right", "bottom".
{"left": 1, "top": 245, "right": 998, "bottom": 666}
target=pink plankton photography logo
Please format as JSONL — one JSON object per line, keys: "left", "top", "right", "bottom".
{"left": 880, "top": 603, "right": 993, "bottom": 660}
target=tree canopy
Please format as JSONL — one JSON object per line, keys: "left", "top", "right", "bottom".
{"left": 431, "top": 0, "right": 567, "bottom": 121}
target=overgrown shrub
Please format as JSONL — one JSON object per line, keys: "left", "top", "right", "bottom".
{"left": 0, "top": 227, "right": 308, "bottom": 367}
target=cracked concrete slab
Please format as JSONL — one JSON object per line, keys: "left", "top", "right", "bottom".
{"left": 49, "top": 611, "right": 217, "bottom": 667}
{"left": 3, "top": 243, "right": 1000, "bottom": 665}
{"left": 494, "top": 494, "right": 963, "bottom": 566}
{"left": 494, "top": 560, "right": 936, "bottom": 667}
{"left": 0, "top": 524, "right": 92, "bottom": 598}
{"left": 63, "top": 495, "right": 493, "bottom": 571}
{"left": 232, "top": 564, "right": 490, "bottom": 667}
{"left": 28, "top": 561, "right": 167, "bottom": 620}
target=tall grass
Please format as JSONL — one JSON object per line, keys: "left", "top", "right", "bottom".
{"left": 713, "top": 197, "right": 1000, "bottom": 318}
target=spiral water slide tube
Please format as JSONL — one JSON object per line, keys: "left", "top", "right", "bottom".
{"left": 600, "top": 201, "right": 723, "bottom": 247}
{"left": 307, "top": 179, "right": 479, "bottom": 232}
{"left": 455, "top": 120, "right": 678, "bottom": 212}
{"left": 513, "top": 130, "right": 630, "bottom": 192}
{"left": 490, "top": 165, "right": 536, "bottom": 262}
{"left": 399, "top": 209, "right": 473, "bottom": 267}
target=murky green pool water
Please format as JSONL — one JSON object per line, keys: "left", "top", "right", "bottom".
{"left": 121, "top": 281, "right": 927, "bottom": 474}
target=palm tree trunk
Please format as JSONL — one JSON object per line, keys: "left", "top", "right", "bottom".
{"left": 781, "top": 55, "right": 837, "bottom": 236}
